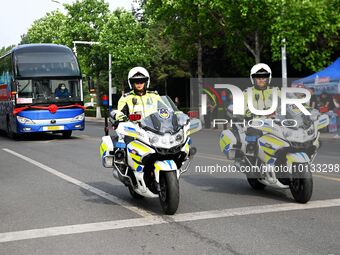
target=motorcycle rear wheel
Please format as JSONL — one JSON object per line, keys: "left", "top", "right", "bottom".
{"left": 159, "top": 171, "right": 179, "bottom": 215}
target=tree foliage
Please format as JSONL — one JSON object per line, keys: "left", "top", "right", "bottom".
{"left": 271, "top": 0, "right": 340, "bottom": 71}
{"left": 11, "top": 0, "right": 340, "bottom": 84}
{"left": 0, "top": 45, "right": 16, "bottom": 57}
{"left": 100, "top": 10, "right": 154, "bottom": 90}
{"left": 22, "top": 11, "right": 68, "bottom": 45}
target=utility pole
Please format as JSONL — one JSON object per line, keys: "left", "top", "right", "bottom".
{"left": 72, "top": 41, "right": 102, "bottom": 118}
{"left": 109, "top": 54, "right": 112, "bottom": 111}
{"left": 281, "top": 38, "right": 287, "bottom": 88}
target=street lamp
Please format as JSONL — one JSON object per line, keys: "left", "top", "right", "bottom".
{"left": 72, "top": 41, "right": 100, "bottom": 57}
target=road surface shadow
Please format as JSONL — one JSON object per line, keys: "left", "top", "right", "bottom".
{"left": 181, "top": 174, "right": 293, "bottom": 203}
{"left": 0, "top": 130, "right": 81, "bottom": 142}
{"left": 80, "top": 181, "right": 163, "bottom": 214}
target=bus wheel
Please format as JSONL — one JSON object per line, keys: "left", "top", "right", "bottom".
{"left": 62, "top": 131, "right": 72, "bottom": 138}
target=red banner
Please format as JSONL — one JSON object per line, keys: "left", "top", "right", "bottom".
{"left": 0, "top": 84, "right": 9, "bottom": 100}
{"left": 13, "top": 104, "right": 85, "bottom": 115}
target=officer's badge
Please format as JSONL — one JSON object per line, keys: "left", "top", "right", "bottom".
{"left": 158, "top": 108, "right": 170, "bottom": 119}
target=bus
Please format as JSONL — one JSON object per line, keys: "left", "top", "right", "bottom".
{"left": 0, "top": 44, "right": 85, "bottom": 138}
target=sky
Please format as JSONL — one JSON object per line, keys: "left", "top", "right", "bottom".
{"left": 0, "top": 0, "right": 134, "bottom": 48}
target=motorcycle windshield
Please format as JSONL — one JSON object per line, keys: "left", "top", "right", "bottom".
{"left": 275, "top": 98, "right": 313, "bottom": 129}
{"left": 140, "top": 96, "right": 189, "bottom": 134}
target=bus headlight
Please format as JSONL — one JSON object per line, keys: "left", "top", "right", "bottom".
{"left": 72, "top": 113, "right": 85, "bottom": 122}
{"left": 17, "top": 116, "right": 35, "bottom": 124}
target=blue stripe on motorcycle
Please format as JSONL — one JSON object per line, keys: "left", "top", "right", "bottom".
{"left": 136, "top": 165, "right": 143, "bottom": 172}
{"left": 223, "top": 144, "right": 230, "bottom": 154}
{"left": 165, "top": 160, "right": 172, "bottom": 168}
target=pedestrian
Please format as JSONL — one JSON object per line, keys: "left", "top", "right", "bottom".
{"left": 319, "top": 92, "right": 334, "bottom": 113}
{"left": 221, "top": 90, "right": 229, "bottom": 129}
{"left": 174, "top": 96, "right": 180, "bottom": 109}
{"left": 308, "top": 87, "right": 318, "bottom": 109}
{"left": 333, "top": 95, "right": 340, "bottom": 138}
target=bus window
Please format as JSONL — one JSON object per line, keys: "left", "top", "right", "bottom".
{"left": 15, "top": 52, "right": 80, "bottom": 78}
{"left": 16, "top": 79, "right": 81, "bottom": 104}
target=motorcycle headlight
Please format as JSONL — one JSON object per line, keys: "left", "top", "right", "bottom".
{"left": 282, "top": 129, "right": 292, "bottom": 138}
{"left": 149, "top": 135, "right": 159, "bottom": 144}
{"left": 72, "top": 113, "right": 85, "bottom": 122}
{"left": 17, "top": 116, "right": 35, "bottom": 124}
{"left": 147, "top": 131, "right": 184, "bottom": 148}
{"left": 175, "top": 130, "right": 184, "bottom": 143}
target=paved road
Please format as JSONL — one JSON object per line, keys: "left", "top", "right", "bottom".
{"left": 0, "top": 122, "right": 339, "bottom": 255}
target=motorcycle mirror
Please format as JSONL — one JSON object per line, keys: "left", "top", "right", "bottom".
{"left": 129, "top": 113, "right": 141, "bottom": 121}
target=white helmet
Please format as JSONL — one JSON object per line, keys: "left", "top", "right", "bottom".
{"left": 128, "top": 66, "right": 150, "bottom": 89}
{"left": 250, "top": 63, "right": 272, "bottom": 85}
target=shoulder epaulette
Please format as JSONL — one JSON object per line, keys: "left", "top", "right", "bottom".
{"left": 123, "top": 91, "right": 133, "bottom": 97}
{"left": 147, "top": 90, "right": 158, "bottom": 95}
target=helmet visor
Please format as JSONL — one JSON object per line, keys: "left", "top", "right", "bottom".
{"left": 251, "top": 73, "right": 270, "bottom": 79}
{"left": 130, "top": 77, "right": 149, "bottom": 84}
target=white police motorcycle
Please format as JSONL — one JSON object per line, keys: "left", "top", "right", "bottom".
{"left": 220, "top": 104, "right": 329, "bottom": 203}
{"left": 100, "top": 96, "right": 201, "bottom": 214}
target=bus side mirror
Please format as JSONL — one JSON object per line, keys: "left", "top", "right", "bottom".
{"left": 88, "top": 76, "right": 95, "bottom": 93}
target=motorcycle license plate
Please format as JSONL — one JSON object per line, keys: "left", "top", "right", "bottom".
{"left": 43, "top": 126, "right": 64, "bottom": 131}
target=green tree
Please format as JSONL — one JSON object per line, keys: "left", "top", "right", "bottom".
{"left": 205, "top": 0, "right": 279, "bottom": 66}
{"left": 64, "top": 0, "right": 110, "bottom": 117}
{"left": 144, "top": 0, "right": 221, "bottom": 79}
{"left": 21, "top": 11, "right": 68, "bottom": 45}
{"left": 100, "top": 10, "right": 155, "bottom": 93}
{"left": 271, "top": 0, "right": 340, "bottom": 71}
{"left": 0, "top": 45, "right": 15, "bottom": 56}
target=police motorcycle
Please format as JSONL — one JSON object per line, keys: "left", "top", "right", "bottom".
{"left": 219, "top": 103, "right": 329, "bottom": 203}
{"left": 100, "top": 96, "right": 201, "bottom": 215}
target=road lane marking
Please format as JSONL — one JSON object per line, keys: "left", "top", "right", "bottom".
{"left": 1, "top": 198, "right": 340, "bottom": 243}
{"left": 2, "top": 148, "right": 152, "bottom": 218}
{"left": 317, "top": 154, "right": 340, "bottom": 160}
{"left": 315, "top": 174, "right": 340, "bottom": 183}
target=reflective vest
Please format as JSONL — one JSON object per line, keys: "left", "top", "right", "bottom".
{"left": 116, "top": 90, "right": 162, "bottom": 119}
{"left": 244, "top": 87, "right": 275, "bottom": 118}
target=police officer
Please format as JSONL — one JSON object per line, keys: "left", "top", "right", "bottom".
{"left": 244, "top": 63, "right": 274, "bottom": 119}
{"left": 115, "top": 66, "right": 161, "bottom": 121}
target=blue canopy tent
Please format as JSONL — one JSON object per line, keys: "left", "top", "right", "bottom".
{"left": 292, "top": 58, "right": 340, "bottom": 95}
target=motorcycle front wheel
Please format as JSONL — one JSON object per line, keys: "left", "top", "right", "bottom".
{"left": 247, "top": 178, "right": 266, "bottom": 190}
{"left": 159, "top": 171, "right": 179, "bottom": 215}
{"left": 289, "top": 165, "right": 313, "bottom": 203}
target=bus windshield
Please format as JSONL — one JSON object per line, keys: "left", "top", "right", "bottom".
{"left": 16, "top": 79, "right": 81, "bottom": 104}
{"left": 14, "top": 51, "right": 80, "bottom": 78}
